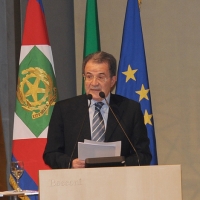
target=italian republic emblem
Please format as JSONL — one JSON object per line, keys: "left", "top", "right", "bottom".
{"left": 17, "top": 67, "right": 57, "bottom": 119}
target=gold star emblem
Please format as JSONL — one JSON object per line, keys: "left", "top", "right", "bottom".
{"left": 25, "top": 78, "right": 46, "bottom": 103}
{"left": 144, "top": 110, "right": 153, "bottom": 125}
{"left": 135, "top": 84, "right": 149, "bottom": 101}
{"left": 122, "top": 65, "right": 138, "bottom": 82}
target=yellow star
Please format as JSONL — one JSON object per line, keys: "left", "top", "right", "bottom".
{"left": 122, "top": 65, "right": 138, "bottom": 82}
{"left": 25, "top": 77, "right": 46, "bottom": 103}
{"left": 135, "top": 84, "right": 149, "bottom": 101}
{"left": 144, "top": 110, "right": 153, "bottom": 125}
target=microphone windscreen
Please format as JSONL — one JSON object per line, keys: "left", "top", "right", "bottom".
{"left": 87, "top": 94, "right": 93, "bottom": 100}
{"left": 99, "top": 91, "right": 105, "bottom": 98}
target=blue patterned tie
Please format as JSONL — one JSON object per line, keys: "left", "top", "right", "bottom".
{"left": 92, "top": 102, "right": 105, "bottom": 142}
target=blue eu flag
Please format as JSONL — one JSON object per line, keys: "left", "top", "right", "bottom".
{"left": 116, "top": 0, "right": 158, "bottom": 165}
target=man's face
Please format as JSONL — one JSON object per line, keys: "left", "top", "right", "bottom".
{"left": 84, "top": 60, "right": 117, "bottom": 101}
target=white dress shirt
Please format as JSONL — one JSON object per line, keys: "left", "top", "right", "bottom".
{"left": 88, "top": 93, "right": 110, "bottom": 136}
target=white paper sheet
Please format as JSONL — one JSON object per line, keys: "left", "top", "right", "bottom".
{"left": 78, "top": 140, "right": 121, "bottom": 160}
{"left": 84, "top": 139, "right": 121, "bottom": 156}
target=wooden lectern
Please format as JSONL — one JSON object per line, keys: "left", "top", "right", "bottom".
{"left": 39, "top": 165, "right": 182, "bottom": 200}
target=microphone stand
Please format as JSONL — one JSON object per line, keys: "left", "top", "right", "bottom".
{"left": 99, "top": 91, "right": 140, "bottom": 166}
{"left": 67, "top": 94, "right": 92, "bottom": 168}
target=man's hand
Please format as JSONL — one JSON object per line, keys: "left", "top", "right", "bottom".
{"left": 72, "top": 158, "right": 85, "bottom": 168}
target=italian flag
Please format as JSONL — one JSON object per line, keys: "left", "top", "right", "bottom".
{"left": 11, "top": 0, "right": 58, "bottom": 196}
{"left": 82, "top": 0, "right": 100, "bottom": 93}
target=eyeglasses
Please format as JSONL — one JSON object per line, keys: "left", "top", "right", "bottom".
{"left": 83, "top": 74, "right": 107, "bottom": 83}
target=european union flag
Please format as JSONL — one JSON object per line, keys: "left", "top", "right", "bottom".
{"left": 116, "top": 0, "right": 158, "bottom": 165}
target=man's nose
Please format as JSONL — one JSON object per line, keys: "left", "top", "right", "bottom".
{"left": 91, "top": 77, "right": 99, "bottom": 85}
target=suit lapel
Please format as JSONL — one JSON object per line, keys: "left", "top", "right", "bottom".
{"left": 105, "top": 94, "right": 124, "bottom": 142}
{"left": 82, "top": 114, "right": 91, "bottom": 141}
{"left": 76, "top": 95, "right": 91, "bottom": 141}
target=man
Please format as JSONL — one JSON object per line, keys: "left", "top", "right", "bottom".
{"left": 43, "top": 51, "right": 152, "bottom": 168}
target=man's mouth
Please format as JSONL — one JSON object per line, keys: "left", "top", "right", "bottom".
{"left": 90, "top": 88, "right": 101, "bottom": 91}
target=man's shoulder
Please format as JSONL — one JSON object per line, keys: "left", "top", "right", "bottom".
{"left": 111, "top": 93, "right": 139, "bottom": 105}
{"left": 110, "top": 94, "right": 141, "bottom": 115}
{"left": 55, "top": 95, "right": 87, "bottom": 107}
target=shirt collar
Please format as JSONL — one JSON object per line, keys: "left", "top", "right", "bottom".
{"left": 88, "top": 93, "right": 110, "bottom": 107}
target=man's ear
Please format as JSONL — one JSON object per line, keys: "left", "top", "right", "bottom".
{"left": 111, "top": 76, "right": 117, "bottom": 87}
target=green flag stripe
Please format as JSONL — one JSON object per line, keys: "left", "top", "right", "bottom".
{"left": 82, "top": 0, "right": 101, "bottom": 94}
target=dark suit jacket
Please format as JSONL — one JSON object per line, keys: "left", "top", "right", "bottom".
{"left": 43, "top": 93, "right": 152, "bottom": 168}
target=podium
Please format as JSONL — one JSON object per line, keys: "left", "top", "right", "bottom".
{"left": 39, "top": 165, "right": 182, "bottom": 200}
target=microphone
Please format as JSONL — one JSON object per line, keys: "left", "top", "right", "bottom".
{"left": 87, "top": 94, "right": 92, "bottom": 101}
{"left": 99, "top": 91, "right": 140, "bottom": 166}
{"left": 68, "top": 94, "right": 92, "bottom": 168}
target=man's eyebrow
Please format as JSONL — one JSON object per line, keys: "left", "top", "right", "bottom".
{"left": 85, "top": 72, "right": 106, "bottom": 75}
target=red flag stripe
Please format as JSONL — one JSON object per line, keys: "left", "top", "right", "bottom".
{"left": 22, "top": 0, "right": 50, "bottom": 45}
{"left": 12, "top": 138, "right": 50, "bottom": 184}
